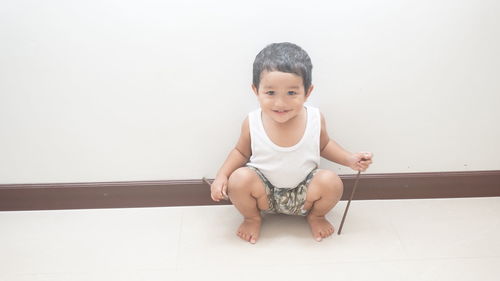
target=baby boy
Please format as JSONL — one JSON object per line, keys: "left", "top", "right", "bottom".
{"left": 210, "top": 42, "right": 373, "bottom": 243}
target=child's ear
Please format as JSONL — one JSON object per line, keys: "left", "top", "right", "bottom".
{"left": 305, "top": 85, "right": 314, "bottom": 99}
{"left": 252, "top": 84, "right": 259, "bottom": 96}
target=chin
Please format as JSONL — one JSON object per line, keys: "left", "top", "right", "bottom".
{"left": 273, "top": 114, "right": 296, "bottom": 124}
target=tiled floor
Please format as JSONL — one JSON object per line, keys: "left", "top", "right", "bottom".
{"left": 1, "top": 197, "right": 499, "bottom": 281}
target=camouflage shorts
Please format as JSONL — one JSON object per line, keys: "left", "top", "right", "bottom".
{"left": 247, "top": 166, "right": 318, "bottom": 216}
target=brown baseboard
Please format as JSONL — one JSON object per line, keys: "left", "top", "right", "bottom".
{"left": 0, "top": 170, "right": 499, "bottom": 211}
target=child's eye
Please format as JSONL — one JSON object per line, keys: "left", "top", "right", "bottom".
{"left": 266, "top": 91, "right": 275, "bottom": 95}
{"left": 288, "top": 91, "right": 297, "bottom": 95}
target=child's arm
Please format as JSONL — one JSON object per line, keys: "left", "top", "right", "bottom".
{"left": 211, "top": 118, "right": 251, "bottom": 202}
{"left": 319, "top": 114, "right": 373, "bottom": 171}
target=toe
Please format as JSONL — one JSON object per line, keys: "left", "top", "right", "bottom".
{"left": 250, "top": 236, "right": 257, "bottom": 244}
{"left": 251, "top": 233, "right": 258, "bottom": 242}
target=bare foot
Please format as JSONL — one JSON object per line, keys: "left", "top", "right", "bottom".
{"left": 307, "top": 215, "right": 335, "bottom": 242}
{"left": 237, "top": 217, "right": 262, "bottom": 244}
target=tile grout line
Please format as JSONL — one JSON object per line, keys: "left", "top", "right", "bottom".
{"left": 201, "top": 255, "right": 500, "bottom": 270}
{"left": 389, "top": 212, "right": 410, "bottom": 259}
{"left": 174, "top": 209, "right": 185, "bottom": 273}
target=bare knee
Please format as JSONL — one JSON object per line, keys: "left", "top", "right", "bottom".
{"left": 228, "top": 168, "right": 268, "bottom": 210}
{"left": 309, "top": 170, "right": 343, "bottom": 199}
{"left": 228, "top": 167, "right": 262, "bottom": 195}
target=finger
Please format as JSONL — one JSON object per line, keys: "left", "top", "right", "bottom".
{"left": 359, "top": 162, "right": 369, "bottom": 169}
{"left": 360, "top": 160, "right": 372, "bottom": 166}
{"left": 214, "top": 190, "right": 224, "bottom": 200}
{"left": 355, "top": 153, "right": 364, "bottom": 161}
{"left": 214, "top": 195, "right": 221, "bottom": 201}
{"left": 358, "top": 152, "right": 370, "bottom": 161}
{"left": 220, "top": 185, "right": 227, "bottom": 200}
{"left": 356, "top": 163, "right": 366, "bottom": 171}
{"left": 211, "top": 193, "right": 219, "bottom": 202}
{"left": 214, "top": 188, "right": 224, "bottom": 201}
{"left": 222, "top": 183, "right": 228, "bottom": 199}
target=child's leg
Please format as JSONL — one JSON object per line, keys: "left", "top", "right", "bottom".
{"left": 302, "top": 169, "right": 344, "bottom": 241}
{"left": 227, "top": 167, "right": 269, "bottom": 244}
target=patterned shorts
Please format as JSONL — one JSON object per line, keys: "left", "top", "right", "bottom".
{"left": 247, "top": 166, "right": 318, "bottom": 216}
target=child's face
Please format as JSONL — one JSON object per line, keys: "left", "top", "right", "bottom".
{"left": 252, "top": 71, "right": 313, "bottom": 124}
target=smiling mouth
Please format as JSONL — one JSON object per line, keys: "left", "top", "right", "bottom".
{"left": 273, "top": 110, "right": 290, "bottom": 114}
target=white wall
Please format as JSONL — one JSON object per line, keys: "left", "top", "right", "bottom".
{"left": 1, "top": 0, "right": 499, "bottom": 184}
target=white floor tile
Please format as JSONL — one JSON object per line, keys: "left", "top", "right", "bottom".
{"left": 1, "top": 197, "right": 499, "bottom": 281}
{"left": 0, "top": 207, "right": 183, "bottom": 275}
{"left": 387, "top": 198, "right": 500, "bottom": 258}
{"left": 410, "top": 257, "right": 500, "bottom": 281}
{"left": 1, "top": 269, "right": 182, "bottom": 281}
{"left": 177, "top": 257, "right": 500, "bottom": 281}
{"left": 177, "top": 201, "right": 404, "bottom": 268}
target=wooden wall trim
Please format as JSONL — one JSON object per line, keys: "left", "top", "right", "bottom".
{"left": 1, "top": 170, "right": 499, "bottom": 211}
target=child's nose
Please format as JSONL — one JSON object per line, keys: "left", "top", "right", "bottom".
{"left": 274, "top": 96, "right": 286, "bottom": 107}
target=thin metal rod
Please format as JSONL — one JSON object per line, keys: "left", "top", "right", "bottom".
{"left": 203, "top": 177, "right": 228, "bottom": 200}
{"left": 338, "top": 171, "right": 361, "bottom": 235}
{"left": 202, "top": 177, "right": 212, "bottom": 186}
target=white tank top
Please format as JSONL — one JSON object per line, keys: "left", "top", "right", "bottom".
{"left": 247, "top": 105, "right": 321, "bottom": 189}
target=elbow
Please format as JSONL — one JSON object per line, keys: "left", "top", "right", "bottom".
{"left": 235, "top": 147, "right": 250, "bottom": 160}
{"left": 320, "top": 139, "right": 330, "bottom": 154}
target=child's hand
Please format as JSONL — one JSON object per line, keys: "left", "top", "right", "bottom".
{"left": 347, "top": 152, "right": 373, "bottom": 172}
{"left": 210, "top": 175, "right": 229, "bottom": 202}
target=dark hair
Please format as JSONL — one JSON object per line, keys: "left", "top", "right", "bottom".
{"left": 252, "top": 42, "right": 313, "bottom": 91}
